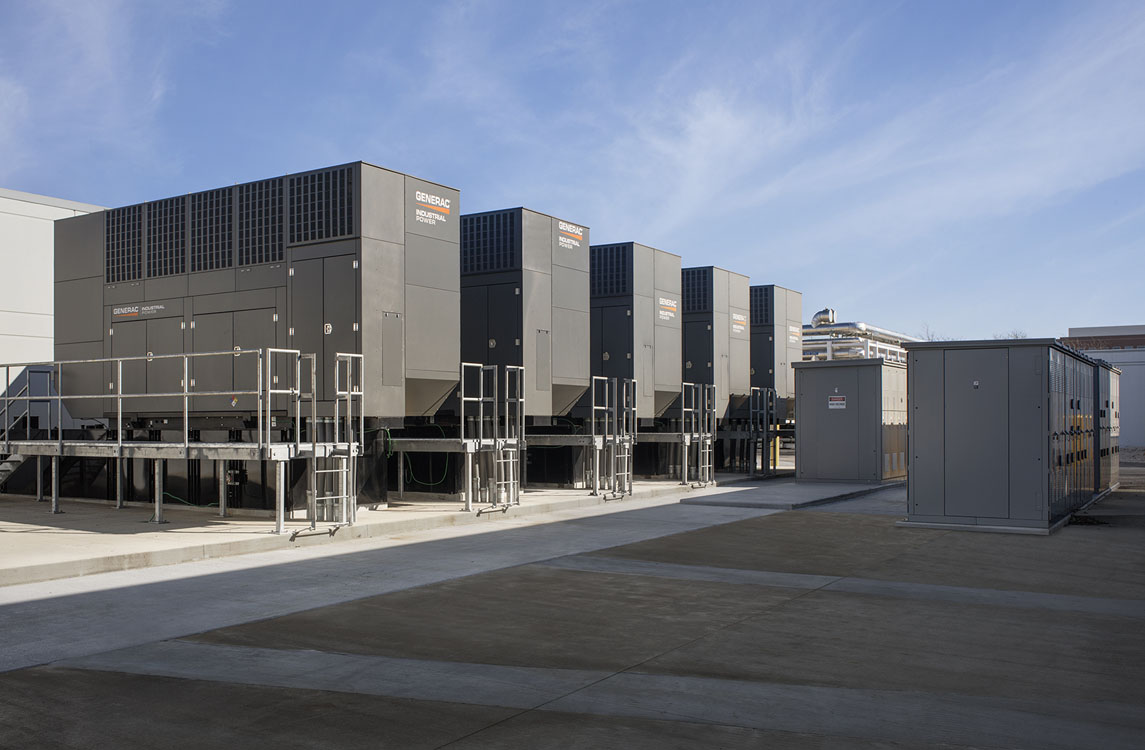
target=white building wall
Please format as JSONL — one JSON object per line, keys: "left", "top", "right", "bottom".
{"left": 0, "top": 188, "right": 102, "bottom": 366}
{"left": 1082, "top": 349, "right": 1145, "bottom": 449}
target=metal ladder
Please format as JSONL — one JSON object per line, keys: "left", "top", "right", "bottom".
{"left": 749, "top": 386, "right": 777, "bottom": 476}
{"left": 495, "top": 365, "right": 525, "bottom": 507}
{"left": 613, "top": 377, "right": 637, "bottom": 496}
{"left": 695, "top": 384, "right": 716, "bottom": 485}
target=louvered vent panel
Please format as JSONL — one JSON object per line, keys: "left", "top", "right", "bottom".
{"left": 105, "top": 205, "right": 143, "bottom": 283}
{"left": 681, "top": 267, "right": 712, "bottom": 313}
{"left": 750, "top": 286, "right": 772, "bottom": 325}
{"left": 238, "top": 178, "right": 284, "bottom": 265}
{"left": 146, "top": 197, "right": 185, "bottom": 278}
{"left": 461, "top": 211, "right": 517, "bottom": 274}
{"left": 288, "top": 167, "right": 353, "bottom": 244}
{"left": 190, "top": 188, "right": 233, "bottom": 272}
{"left": 590, "top": 244, "right": 631, "bottom": 296}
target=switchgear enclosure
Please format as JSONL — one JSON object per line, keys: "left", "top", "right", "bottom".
{"left": 905, "top": 339, "right": 1100, "bottom": 531}
{"left": 794, "top": 358, "right": 906, "bottom": 482}
{"left": 589, "top": 242, "right": 682, "bottom": 417}
{"left": 461, "top": 208, "right": 590, "bottom": 417}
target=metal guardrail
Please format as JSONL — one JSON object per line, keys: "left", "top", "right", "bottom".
{"left": 0, "top": 349, "right": 318, "bottom": 459}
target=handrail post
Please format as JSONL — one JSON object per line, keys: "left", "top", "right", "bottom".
{"left": 257, "top": 350, "right": 264, "bottom": 455}
{"left": 117, "top": 360, "right": 123, "bottom": 453}
{"left": 56, "top": 362, "right": 63, "bottom": 449}
{"left": 182, "top": 355, "right": 189, "bottom": 453}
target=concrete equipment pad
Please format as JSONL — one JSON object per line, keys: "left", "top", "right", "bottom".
{"left": 594, "top": 509, "right": 948, "bottom": 577}
{"left": 1, "top": 482, "right": 1143, "bottom": 747}
{"left": 680, "top": 477, "right": 904, "bottom": 510}
{"left": 0, "top": 476, "right": 752, "bottom": 587}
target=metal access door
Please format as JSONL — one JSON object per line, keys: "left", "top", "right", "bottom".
{"left": 810, "top": 369, "right": 859, "bottom": 480}
{"left": 291, "top": 256, "right": 358, "bottom": 402}
{"left": 192, "top": 312, "right": 234, "bottom": 412}
{"left": 111, "top": 320, "right": 147, "bottom": 404}
{"left": 147, "top": 317, "right": 185, "bottom": 412}
{"left": 943, "top": 348, "right": 1009, "bottom": 518}
{"left": 235, "top": 308, "right": 277, "bottom": 410}
{"left": 684, "top": 320, "right": 712, "bottom": 385}
{"left": 596, "top": 305, "right": 631, "bottom": 380}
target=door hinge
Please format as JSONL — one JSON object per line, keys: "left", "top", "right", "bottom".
{"left": 273, "top": 313, "right": 279, "bottom": 322}
{"left": 288, "top": 327, "right": 295, "bottom": 337}
{"left": 352, "top": 260, "right": 359, "bottom": 269}
{"left": 190, "top": 320, "right": 195, "bottom": 329}
{"left": 353, "top": 322, "right": 359, "bottom": 332}
{"left": 181, "top": 321, "right": 186, "bottom": 330}
{"left": 289, "top": 267, "right": 295, "bottom": 276}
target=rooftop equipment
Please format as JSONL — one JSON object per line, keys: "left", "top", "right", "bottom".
{"left": 793, "top": 359, "right": 906, "bottom": 482}
{"left": 802, "top": 308, "right": 918, "bottom": 363}
{"left": 901, "top": 339, "right": 1106, "bottom": 534}
{"left": 460, "top": 208, "right": 590, "bottom": 418}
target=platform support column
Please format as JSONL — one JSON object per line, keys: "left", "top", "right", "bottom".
{"left": 592, "top": 445, "right": 599, "bottom": 496}
{"left": 217, "top": 460, "right": 227, "bottom": 517}
{"left": 681, "top": 439, "right": 689, "bottom": 486}
{"left": 398, "top": 450, "right": 405, "bottom": 500}
{"left": 36, "top": 455, "right": 43, "bottom": 502}
{"left": 152, "top": 459, "right": 166, "bottom": 524}
{"left": 464, "top": 451, "right": 473, "bottom": 512}
{"left": 115, "top": 458, "right": 124, "bottom": 509}
{"left": 49, "top": 455, "right": 61, "bottom": 514}
{"left": 274, "top": 460, "right": 286, "bottom": 535}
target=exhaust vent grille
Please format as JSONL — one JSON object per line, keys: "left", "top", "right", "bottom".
{"left": 190, "top": 188, "right": 233, "bottom": 272}
{"left": 750, "top": 285, "right": 772, "bottom": 325}
{"left": 461, "top": 210, "right": 517, "bottom": 274}
{"left": 105, "top": 205, "right": 143, "bottom": 283}
{"left": 239, "top": 178, "right": 284, "bottom": 265}
{"left": 681, "top": 267, "right": 712, "bottom": 314}
{"left": 146, "top": 197, "right": 186, "bottom": 278}
{"left": 590, "top": 244, "right": 631, "bottom": 296}
{"left": 288, "top": 167, "right": 353, "bottom": 244}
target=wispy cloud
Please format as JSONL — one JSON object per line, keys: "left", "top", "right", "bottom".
{"left": 0, "top": 0, "right": 226, "bottom": 193}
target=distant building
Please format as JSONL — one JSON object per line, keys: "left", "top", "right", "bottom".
{"left": 1064, "top": 325, "right": 1145, "bottom": 449}
{"left": 0, "top": 187, "right": 102, "bottom": 365}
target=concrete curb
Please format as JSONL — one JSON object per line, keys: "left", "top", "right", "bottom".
{"left": 680, "top": 481, "right": 905, "bottom": 511}
{"left": 0, "top": 475, "right": 757, "bottom": 588}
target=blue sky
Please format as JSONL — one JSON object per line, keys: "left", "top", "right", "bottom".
{"left": 1, "top": 0, "right": 1142, "bottom": 339}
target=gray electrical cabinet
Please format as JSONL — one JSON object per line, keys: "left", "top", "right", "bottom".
{"left": 53, "top": 161, "right": 460, "bottom": 421}
{"left": 1095, "top": 360, "right": 1121, "bottom": 495}
{"left": 904, "top": 339, "right": 1100, "bottom": 533}
{"left": 460, "top": 208, "right": 590, "bottom": 417}
{"left": 589, "top": 242, "right": 681, "bottom": 418}
{"left": 794, "top": 359, "right": 906, "bottom": 482}
{"left": 750, "top": 284, "right": 802, "bottom": 407}
{"left": 681, "top": 266, "right": 751, "bottom": 419}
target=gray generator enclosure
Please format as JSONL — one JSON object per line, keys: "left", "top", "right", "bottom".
{"left": 794, "top": 359, "right": 906, "bottom": 482}
{"left": 681, "top": 266, "right": 750, "bottom": 419}
{"left": 905, "top": 339, "right": 1100, "bottom": 532}
{"left": 750, "top": 284, "right": 803, "bottom": 399}
{"left": 589, "top": 242, "right": 682, "bottom": 418}
{"left": 460, "top": 208, "right": 590, "bottom": 417}
{"left": 53, "top": 161, "right": 460, "bottom": 420}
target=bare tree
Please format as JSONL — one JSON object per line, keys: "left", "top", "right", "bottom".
{"left": 919, "top": 323, "right": 953, "bottom": 341}
{"left": 993, "top": 329, "right": 1028, "bottom": 340}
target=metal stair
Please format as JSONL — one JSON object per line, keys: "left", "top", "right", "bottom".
{"left": 0, "top": 453, "right": 25, "bottom": 489}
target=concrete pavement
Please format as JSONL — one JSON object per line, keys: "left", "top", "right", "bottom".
{"left": 1, "top": 470, "right": 1142, "bottom": 748}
